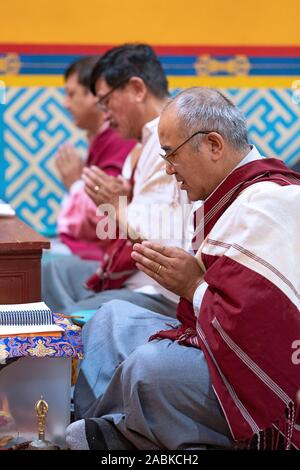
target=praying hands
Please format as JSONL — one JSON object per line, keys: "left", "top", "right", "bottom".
{"left": 131, "top": 241, "right": 204, "bottom": 302}
{"left": 82, "top": 165, "right": 132, "bottom": 208}
{"left": 55, "top": 144, "right": 84, "bottom": 190}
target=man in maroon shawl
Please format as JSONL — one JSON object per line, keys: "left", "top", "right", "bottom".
{"left": 66, "top": 87, "right": 300, "bottom": 450}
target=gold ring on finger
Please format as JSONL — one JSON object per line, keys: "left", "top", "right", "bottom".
{"left": 156, "top": 264, "right": 162, "bottom": 275}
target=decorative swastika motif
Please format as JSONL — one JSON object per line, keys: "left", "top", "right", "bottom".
{"left": 2, "top": 87, "right": 87, "bottom": 236}
{"left": 1, "top": 86, "right": 300, "bottom": 236}
{"left": 223, "top": 89, "right": 300, "bottom": 167}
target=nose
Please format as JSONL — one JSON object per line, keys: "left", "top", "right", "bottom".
{"left": 165, "top": 161, "right": 176, "bottom": 176}
{"left": 104, "top": 108, "right": 113, "bottom": 123}
{"left": 104, "top": 108, "right": 111, "bottom": 119}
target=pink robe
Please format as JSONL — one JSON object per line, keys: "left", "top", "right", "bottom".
{"left": 58, "top": 127, "right": 136, "bottom": 260}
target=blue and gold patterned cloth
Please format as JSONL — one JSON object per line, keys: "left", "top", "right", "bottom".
{"left": 0, "top": 315, "right": 83, "bottom": 364}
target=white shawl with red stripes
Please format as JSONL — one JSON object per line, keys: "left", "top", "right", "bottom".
{"left": 151, "top": 159, "right": 300, "bottom": 449}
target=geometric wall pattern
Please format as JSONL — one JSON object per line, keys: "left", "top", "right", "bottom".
{"left": 1, "top": 86, "right": 300, "bottom": 235}
{"left": 0, "top": 43, "right": 299, "bottom": 235}
{"left": 1, "top": 87, "right": 87, "bottom": 236}
{"left": 224, "top": 88, "right": 300, "bottom": 167}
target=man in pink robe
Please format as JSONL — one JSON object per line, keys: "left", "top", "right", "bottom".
{"left": 54, "top": 56, "right": 135, "bottom": 260}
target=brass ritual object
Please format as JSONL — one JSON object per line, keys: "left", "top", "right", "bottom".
{"left": 28, "top": 396, "right": 58, "bottom": 450}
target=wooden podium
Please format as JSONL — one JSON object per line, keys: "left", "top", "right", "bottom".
{"left": 0, "top": 217, "right": 50, "bottom": 303}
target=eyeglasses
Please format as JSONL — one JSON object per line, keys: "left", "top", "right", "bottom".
{"left": 159, "top": 130, "right": 213, "bottom": 164}
{"left": 97, "top": 78, "right": 129, "bottom": 111}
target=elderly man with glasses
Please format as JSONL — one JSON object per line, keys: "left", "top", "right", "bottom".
{"left": 67, "top": 86, "right": 300, "bottom": 451}
{"left": 50, "top": 56, "right": 136, "bottom": 260}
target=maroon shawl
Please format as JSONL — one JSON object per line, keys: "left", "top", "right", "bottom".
{"left": 150, "top": 159, "right": 300, "bottom": 449}
{"left": 85, "top": 154, "right": 138, "bottom": 292}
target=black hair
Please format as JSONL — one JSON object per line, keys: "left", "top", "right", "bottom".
{"left": 64, "top": 56, "right": 100, "bottom": 88}
{"left": 90, "top": 44, "right": 168, "bottom": 98}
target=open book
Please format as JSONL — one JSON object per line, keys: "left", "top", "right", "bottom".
{"left": 0, "top": 302, "right": 64, "bottom": 337}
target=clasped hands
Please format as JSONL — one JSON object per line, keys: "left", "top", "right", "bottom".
{"left": 131, "top": 241, "right": 204, "bottom": 302}
{"left": 82, "top": 166, "right": 132, "bottom": 207}
{"left": 55, "top": 144, "right": 84, "bottom": 190}
{"left": 81, "top": 165, "right": 203, "bottom": 301}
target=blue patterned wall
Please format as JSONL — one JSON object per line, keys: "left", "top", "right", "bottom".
{"left": 0, "top": 86, "right": 299, "bottom": 236}
{"left": 1, "top": 87, "right": 87, "bottom": 236}
{"left": 226, "top": 89, "right": 300, "bottom": 167}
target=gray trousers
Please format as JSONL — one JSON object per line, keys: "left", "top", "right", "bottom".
{"left": 75, "top": 300, "right": 233, "bottom": 450}
{"left": 42, "top": 254, "right": 176, "bottom": 316}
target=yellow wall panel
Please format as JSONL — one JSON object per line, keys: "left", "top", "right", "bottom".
{"left": 1, "top": 0, "right": 299, "bottom": 45}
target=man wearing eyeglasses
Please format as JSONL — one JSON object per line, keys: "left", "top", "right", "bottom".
{"left": 67, "top": 87, "right": 300, "bottom": 450}
{"left": 51, "top": 56, "right": 136, "bottom": 261}
{"left": 43, "top": 44, "right": 190, "bottom": 318}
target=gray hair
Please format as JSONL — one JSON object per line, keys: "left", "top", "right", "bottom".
{"left": 169, "top": 87, "right": 249, "bottom": 151}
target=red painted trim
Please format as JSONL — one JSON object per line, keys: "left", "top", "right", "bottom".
{"left": 155, "top": 46, "right": 300, "bottom": 57}
{"left": 0, "top": 43, "right": 299, "bottom": 56}
{"left": 0, "top": 44, "right": 113, "bottom": 54}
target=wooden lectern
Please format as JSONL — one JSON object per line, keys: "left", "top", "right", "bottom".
{"left": 0, "top": 217, "right": 50, "bottom": 303}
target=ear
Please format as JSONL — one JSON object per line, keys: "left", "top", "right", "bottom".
{"left": 127, "top": 76, "right": 147, "bottom": 102}
{"left": 206, "top": 132, "right": 224, "bottom": 161}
